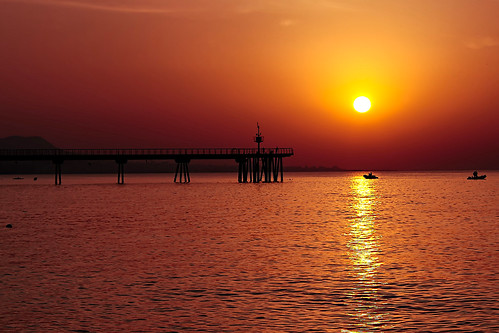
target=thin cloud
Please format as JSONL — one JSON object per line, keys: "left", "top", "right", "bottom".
{"left": 234, "top": 0, "right": 356, "bottom": 15}
{"left": 1, "top": 0, "right": 356, "bottom": 15}
{"left": 0, "top": 0, "right": 180, "bottom": 14}
{"left": 465, "top": 36, "right": 499, "bottom": 50}
{"left": 280, "top": 19, "right": 297, "bottom": 27}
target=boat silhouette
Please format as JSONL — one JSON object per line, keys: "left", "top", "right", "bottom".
{"left": 468, "top": 171, "right": 486, "bottom": 180}
{"left": 467, "top": 175, "right": 486, "bottom": 180}
{"left": 363, "top": 172, "right": 378, "bottom": 179}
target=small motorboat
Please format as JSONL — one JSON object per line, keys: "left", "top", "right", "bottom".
{"left": 467, "top": 175, "right": 486, "bottom": 180}
{"left": 468, "top": 171, "right": 486, "bottom": 180}
{"left": 363, "top": 172, "right": 378, "bottom": 179}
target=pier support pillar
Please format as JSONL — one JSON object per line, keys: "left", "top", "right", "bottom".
{"left": 116, "top": 159, "right": 127, "bottom": 184}
{"left": 236, "top": 158, "right": 251, "bottom": 183}
{"left": 237, "top": 158, "right": 243, "bottom": 183}
{"left": 280, "top": 157, "right": 283, "bottom": 182}
{"left": 250, "top": 157, "right": 253, "bottom": 183}
{"left": 253, "top": 157, "right": 261, "bottom": 183}
{"left": 53, "top": 159, "right": 63, "bottom": 185}
{"left": 246, "top": 155, "right": 284, "bottom": 184}
{"left": 262, "top": 157, "right": 270, "bottom": 183}
{"left": 243, "top": 158, "right": 249, "bottom": 183}
{"left": 174, "top": 158, "right": 190, "bottom": 183}
{"left": 272, "top": 156, "right": 283, "bottom": 182}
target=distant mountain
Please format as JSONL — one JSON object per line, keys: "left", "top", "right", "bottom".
{"left": 0, "top": 136, "right": 58, "bottom": 149}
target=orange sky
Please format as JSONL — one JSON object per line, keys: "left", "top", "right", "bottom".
{"left": 1, "top": 0, "right": 498, "bottom": 169}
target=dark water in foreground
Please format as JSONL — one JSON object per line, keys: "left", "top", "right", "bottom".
{"left": 1, "top": 172, "right": 498, "bottom": 332}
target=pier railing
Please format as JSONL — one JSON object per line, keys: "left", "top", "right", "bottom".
{"left": 0, "top": 148, "right": 293, "bottom": 158}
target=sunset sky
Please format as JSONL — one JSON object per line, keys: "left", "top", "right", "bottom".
{"left": 1, "top": 0, "right": 498, "bottom": 169}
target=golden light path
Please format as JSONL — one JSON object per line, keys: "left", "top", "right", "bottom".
{"left": 345, "top": 176, "right": 384, "bottom": 331}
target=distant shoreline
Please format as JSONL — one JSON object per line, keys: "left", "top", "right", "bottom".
{"left": 1, "top": 168, "right": 497, "bottom": 175}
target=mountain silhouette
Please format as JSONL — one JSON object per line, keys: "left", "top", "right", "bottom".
{"left": 0, "top": 136, "right": 57, "bottom": 149}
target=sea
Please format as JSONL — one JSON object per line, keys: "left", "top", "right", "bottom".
{"left": 1, "top": 172, "right": 498, "bottom": 332}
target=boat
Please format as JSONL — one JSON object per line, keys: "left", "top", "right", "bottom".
{"left": 13, "top": 177, "right": 24, "bottom": 180}
{"left": 363, "top": 173, "right": 378, "bottom": 179}
{"left": 467, "top": 175, "right": 486, "bottom": 180}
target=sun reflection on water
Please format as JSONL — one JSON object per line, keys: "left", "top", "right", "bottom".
{"left": 344, "top": 176, "right": 384, "bottom": 332}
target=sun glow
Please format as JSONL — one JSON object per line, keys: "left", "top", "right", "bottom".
{"left": 354, "top": 96, "right": 371, "bottom": 113}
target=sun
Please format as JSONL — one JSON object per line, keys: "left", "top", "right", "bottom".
{"left": 353, "top": 96, "right": 371, "bottom": 113}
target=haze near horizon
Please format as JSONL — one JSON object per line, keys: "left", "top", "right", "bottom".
{"left": 1, "top": 0, "right": 498, "bottom": 170}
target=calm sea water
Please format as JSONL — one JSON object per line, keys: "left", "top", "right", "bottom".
{"left": 1, "top": 172, "right": 498, "bottom": 332}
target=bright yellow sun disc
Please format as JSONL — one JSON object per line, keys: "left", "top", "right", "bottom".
{"left": 353, "top": 96, "right": 371, "bottom": 113}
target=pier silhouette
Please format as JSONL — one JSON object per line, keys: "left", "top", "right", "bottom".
{"left": 0, "top": 125, "right": 293, "bottom": 185}
{"left": 0, "top": 147, "right": 293, "bottom": 185}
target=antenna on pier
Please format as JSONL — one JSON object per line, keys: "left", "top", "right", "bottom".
{"left": 254, "top": 122, "right": 264, "bottom": 154}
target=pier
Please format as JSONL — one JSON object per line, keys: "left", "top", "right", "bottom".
{"left": 1, "top": 125, "right": 293, "bottom": 185}
{"left": 0, "top": 147, "right": 294, "bottom": 185}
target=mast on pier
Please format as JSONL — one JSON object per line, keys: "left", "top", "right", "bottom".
{"left": 254, "top": 122, "right": 264, "bottom": 154}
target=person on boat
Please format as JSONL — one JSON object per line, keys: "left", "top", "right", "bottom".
{"left": 473, "top": 170, "right": 478, "bottom": 178}
{"left": 369, "top": 172, "right": 373, "bottom": 176}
